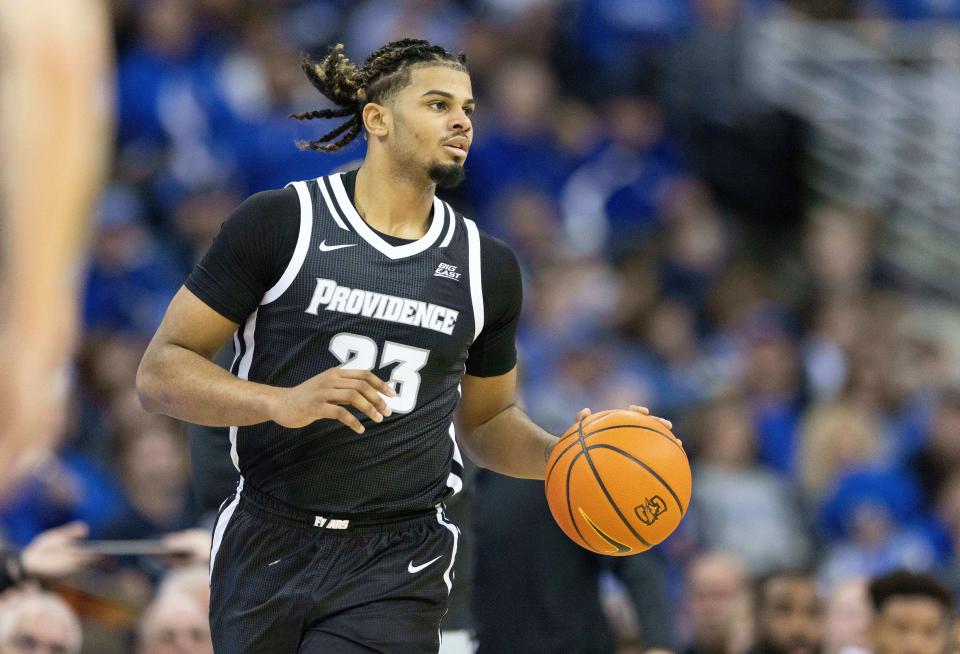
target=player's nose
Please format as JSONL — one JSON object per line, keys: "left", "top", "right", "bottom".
{"left": 449, "top": 109, "right": 472, "bottom": 135}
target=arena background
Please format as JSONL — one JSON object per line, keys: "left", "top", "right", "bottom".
{"left": 2, "top": 0, "right": 960, "bottom": 652}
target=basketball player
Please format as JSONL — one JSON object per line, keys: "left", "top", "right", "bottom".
{"left": 0, "top": 0, "right": 112, "bottom": 498}
{"left": 137, "top": 38, "right": 670, "bottom": 652}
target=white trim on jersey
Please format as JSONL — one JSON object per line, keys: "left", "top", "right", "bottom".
{"left": 328, "top": 172, "right": 447, "bottom": 259}
{"left": 209, "top": 476, "right": 244, "bottom": 581}
{"left": 228, "top": 309, "right": 259, "bottom": 471}
{"left": 435, "top": 505, "right": 459, "bottom": 596}
{"left": 445, "top": 423, "right": 463, "bottom": 495}
{"left": 463, "top": 218, "right": 484, "bottom": 341}
{"left": 439, "top": 202, "right": 457, "bottom": 248}
{"left": 228, "top": 181, "right": 310, "bottom": 472}
{"left": 265, "top": 181, "right": 314, "bottom": 304}
{"left": 316, "top": 176, "right": 350, "bottom": 231}
{"left": 229, "top": 331, "right": 242, "bottom": 373}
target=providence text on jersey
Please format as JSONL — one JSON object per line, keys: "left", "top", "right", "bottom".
{"left": 304, "top": 277, "right": 460, "bottom": 335}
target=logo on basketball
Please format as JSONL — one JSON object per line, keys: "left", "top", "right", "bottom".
{"left": 634, "top": 496, "right": 667, "bottom": 526}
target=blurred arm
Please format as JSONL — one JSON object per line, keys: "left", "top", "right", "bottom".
{"left": 0, "top": 0, "right": 112, "bottom": 333}
{"left": 0, "top": 0, "right": 112, "bottom": 494}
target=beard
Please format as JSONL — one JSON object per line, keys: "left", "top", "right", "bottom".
{"left": 427, "top": 160, "right": 466, "bottom": 188}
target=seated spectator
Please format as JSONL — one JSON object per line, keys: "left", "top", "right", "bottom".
{"left": 97, "top": 423, "right": 199, "bottom": 542}
{"left": 0, "top": 453, "right": 123, "bottom": 549}
{"left": 465, "top": 58, "right": 572, "bottom": 227}
{"left": 157, "top": 565, "right": 210, "bottom": 613}
{"left": 559, "top": 96, "right": 686, "bottom": 256}
{"left": 738, "top": 308, "right": 807, "bottom": 476}
{"left": 137, "top": 590, "right": 212, "bottom": 654}
{"left": 681, "top": 551, "right": 752, "bottom": 654}
{"left": 82, "top": 184, "right": 183, "bottom": 340}
{"left": 867, "top": 570, "right": 954, "bottom": 654}
{"left": 751, "top": 569, "right": 823, "bottom": 654}
{"left": 909, "top": 390, "right": 960, "bottom": 511}
{"left": 0, "top": 589, "right": 82, "bottom": 654}
{"left": 800, "top": 401, "right": 882, "bottom": 501}
{"left": 690, "top": 396, "right": 811, "bottom": 575}
{"left": 819, "top": 468, "right": 940, "bottom": 588}
{"left": 933, "top": 470, "right": 960, "bottom": 594}
{"left": 822, "top": 578, "right": 871, "bottom": 654}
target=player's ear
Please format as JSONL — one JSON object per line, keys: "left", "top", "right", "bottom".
{"left": 361, "top": 102, "right": 390, "bottom": 138}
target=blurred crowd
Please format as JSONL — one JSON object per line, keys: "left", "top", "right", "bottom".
{"left": 1, "top": 0, "right": 959, "bottom": 651}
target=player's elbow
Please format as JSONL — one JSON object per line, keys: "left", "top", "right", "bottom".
{"left": 455, "top": 430, "right": 490, "bottom": 470}
{"left": 135, "top": 349, "right": 165, "bottom": 413}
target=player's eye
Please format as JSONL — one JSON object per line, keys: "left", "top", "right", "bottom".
{"left": 464, "top": 106, "right": 475, "bottom": 116}
{"left": 430, "top": 101, "right": 446, "bottom": 111}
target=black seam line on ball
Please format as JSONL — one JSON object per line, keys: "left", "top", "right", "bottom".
{"left": 577, "top": 419, "right": 652, "bottom": 548}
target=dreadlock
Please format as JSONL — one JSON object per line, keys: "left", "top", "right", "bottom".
{"left": 291, "top": 39, "right": 468, "bottom": 153}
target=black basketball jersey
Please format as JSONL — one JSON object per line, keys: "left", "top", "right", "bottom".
{"left": 188, "top": 171, "right": 515, "bottom": 515}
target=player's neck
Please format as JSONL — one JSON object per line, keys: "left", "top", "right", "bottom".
{"left": 354, "top": 160, "right": 436, "bottom": 240}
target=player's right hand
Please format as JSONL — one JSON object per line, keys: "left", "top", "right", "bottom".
{"left": 268, "top": 369, "right": 397, "bottom": 433}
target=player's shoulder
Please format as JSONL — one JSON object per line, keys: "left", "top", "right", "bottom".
{"left": 237, "top": 185, "right": 300, "bottom": 217}
{"left": 444, "top": 203, "right": 518, "bottom": 262}
{"left": 222, "top": 186, "right": 300, "bottom": 232}
{"left": 477, "top": 230, "right": 519, "bottom": 271}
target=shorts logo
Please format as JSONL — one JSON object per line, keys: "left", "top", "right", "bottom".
{"left": 314, "top": 516, "right": 350, "bottom": 530}
{"left": 434, "top": 263, "right": 461, "bottom": 281}
{"left": 407, "top": 555, "right": 443, "bottom": 574}
{"left": 634, "top": 496, "right": 667, "bottom": 526}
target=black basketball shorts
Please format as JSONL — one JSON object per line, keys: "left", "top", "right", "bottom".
{"left": 208, "top": 481, "right": 460, "bottom": 653}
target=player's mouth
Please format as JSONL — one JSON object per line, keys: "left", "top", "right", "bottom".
{"left": 442, "top": 138, "right": 469, "bottom": 156}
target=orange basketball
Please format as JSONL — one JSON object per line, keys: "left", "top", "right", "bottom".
{"left": 545, "top": 409, "right": 692, "bottom": 556}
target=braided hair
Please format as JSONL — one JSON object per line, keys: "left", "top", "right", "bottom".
{"left": 291, "top": 39, "right": 468, "bottom": 153}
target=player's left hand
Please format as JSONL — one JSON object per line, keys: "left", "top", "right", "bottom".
{"left": 575, "top": 405, "right": 680, "bottom": 446}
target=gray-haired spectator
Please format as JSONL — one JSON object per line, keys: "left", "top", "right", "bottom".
{"left": 137, "top": 591, "right": 212, "bottom": 654}
{"left": 157, "top": 564, "right": 210, "bottom": 614}
{"left": 0, "top": 589, "right": 82, "bottom": 654}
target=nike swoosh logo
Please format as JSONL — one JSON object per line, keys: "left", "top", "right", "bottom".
{"left": 318, "top": 240, "right": 357, "bottom": 252}
{"left": 578, "top": 507, "right": 632, "bottom": 554}
{"left": 407, "top": 555, "right": 443, "bottom": 574}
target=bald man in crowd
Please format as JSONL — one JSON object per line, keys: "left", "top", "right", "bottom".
{"left": 683, "top": 551, "right": 753, "bottom": 654}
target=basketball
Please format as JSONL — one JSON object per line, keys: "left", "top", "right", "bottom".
{"left": 545, "top": 409, "right": 692, "bottom": 556}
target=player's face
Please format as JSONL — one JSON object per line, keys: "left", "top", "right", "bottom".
{"left": 388, "top": 65, "right": 474, "bottom": 188}
{"left": 871, "top": 598, "right": 950, "bottom": 654}
{"left": 756, "top": 578, "right": 824, "bottom": 654}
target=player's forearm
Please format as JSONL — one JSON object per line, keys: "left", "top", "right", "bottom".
{"left": 136, "top": 343, "right": 280, "bottom": 427}
{"left": 458, "top": 405, "right": 557, "bottom": 480}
